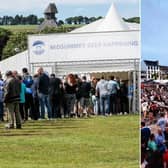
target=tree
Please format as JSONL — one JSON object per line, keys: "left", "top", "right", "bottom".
{"left": 57, "top": 20, "right": 64, "bottom": 26}
{"left": 65, "top": 17, "right": 73, "bottom": 24}
{"left": 2, "top": 16, "right": 8, "bottom": 25}
{"left": 0, "top": 28, "right": 11, "bottom": 60}
{"left": 38, "top": 18, "right": 44, "bottom": 25}
{"left": 2, "top": 31, "right": 33, "bottom": 60}
{"left": 97, "top": 16, "right": 103, "bottom": 20}
{"left": 27, "top": 15, "right": 38, "bottom": 25}
{"left": 89, "top": 17, "right": 96, "bottom": 23}
{"left": 14, "top": 15, "right": 21, "bottom": 24}
{"left": 78, "top": 16, "right": 84, "bottom": 24}
{"left": 83, "top": 16, "right": 89, "bottom": 24}
{"left": 72, "top": 17, "right": 78, "bottom": 24}
{"left": 124, "top": 17, "right": 140, "bottom": 24}
{"left": 8, "top": 16, "right": 15, "bottom": 25}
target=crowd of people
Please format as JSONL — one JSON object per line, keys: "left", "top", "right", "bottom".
{"left": 0, "top": 67, "right": 129, "bottom": 129}
{"left": 141, "top": 83, "right": 168, "bottom": 168}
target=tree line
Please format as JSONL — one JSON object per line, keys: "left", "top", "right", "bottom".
{"left": 0, "top": 15, "right": 44, "bottom": 25}
{"left": 0, "top": 14, "right": 140, "bottom": 25}
{"left": 65, "top": 16, "right": 102, "bottom": 25}
{"left": 0, "top": 14, "right": 103, "bottom": 25}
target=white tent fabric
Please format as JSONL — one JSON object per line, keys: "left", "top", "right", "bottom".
{"left": 0, "top": 51, "right": 28, "bottom": 75}
{"left": 71, "top": 3, "right": 139, "bottom": 34}
{"left": 96, "top": 3, "right": 129, "bottom": 32}
{"left": 70, "top": 19, "right": 139, "bottom": 33}
{"left": 70, "top": 19, "right": 103, "bottom": 33}
{"left": 126, "top": 22, "right": 139, "bottom": 30}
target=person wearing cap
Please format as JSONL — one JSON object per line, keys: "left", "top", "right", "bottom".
{"left": 4, "top": 70, "right": 22, "bottom": 129}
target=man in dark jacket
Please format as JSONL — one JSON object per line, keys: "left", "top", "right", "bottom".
{"left": 49, "top": 74, "right": 62, "bottom": 118}
{"left": 4, "top": 70, "right": 22, "bottom": 129}
{"left": 22, "top": 67, "right": 34, "bottom": 120}
{"left": 37, "top": 67, "right": 52, "bottom": 119}
{"left": 79, "top": 76, "right": 91, "bottom": 117}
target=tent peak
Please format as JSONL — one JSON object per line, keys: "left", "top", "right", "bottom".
{"left": 96, "top": 2, "right": 129, "bottom": 32}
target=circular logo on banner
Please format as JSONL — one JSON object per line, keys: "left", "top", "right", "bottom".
{"left": 32, "top": 41, "right": 45, "bottom": 55}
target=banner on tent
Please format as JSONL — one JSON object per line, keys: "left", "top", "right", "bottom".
{"left": 28, "top": 31, "right": 140, "bottom": 63}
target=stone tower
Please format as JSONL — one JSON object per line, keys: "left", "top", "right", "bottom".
{"left": 38, "top": 3, "right": 58, "bottom": 31}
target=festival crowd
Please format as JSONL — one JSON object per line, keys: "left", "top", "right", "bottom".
{"left": 0, "top": 67, "right": 129, "bottom": 129}
{"left": 141, "top": 83, "right": 168, "bottom": 168}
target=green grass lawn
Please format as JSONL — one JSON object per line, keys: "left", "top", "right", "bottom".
{"left": 0, "top": 115, "right": 139, "bottom": 168}
{"left": 0, "top": 25, "right": 38, "bottom": 32}
{"left": 0, "top": 24, "right": 82, "bottom": 33}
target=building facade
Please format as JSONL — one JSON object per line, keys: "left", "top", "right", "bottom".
{"left": 141, "top": 60, "right": 160, "bottom": 81}
{"left": 141, "top": 60, "right": 168, "bottom": 81}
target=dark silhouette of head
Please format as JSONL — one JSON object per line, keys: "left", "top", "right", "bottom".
{"left": 22, "top": 68, "right": 28, "bottom": 74}
{"left": 110, "top": 76, "right": 115, "bottom": 80}
{"left": 82, "top": 76, "right": 86, "bottom": 81}
{"left": 5, "top": 70, "right": 13, "bottom": 77}
{"left": 50, "top": 73, "right": 56, "bottom": 78}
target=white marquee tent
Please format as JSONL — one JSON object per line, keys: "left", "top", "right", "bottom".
{"left": 0, "top": 3, "right": 140, "bottom": 113}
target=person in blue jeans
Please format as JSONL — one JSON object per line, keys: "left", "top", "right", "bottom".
{"left": 37, "top": 67, "right": 52, "bottom": 119}
{"left": 107, "top": 76, "right": 120, "bottom": 115}
{"left": 96, "top": 76, "right": 109, "bottom": 116}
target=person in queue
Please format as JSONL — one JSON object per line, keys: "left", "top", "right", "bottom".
{"left": 96, "top": 76, "right": 109, "bottom": 116}
{"left": 63, "top": 74, "right": 77, "bottom": 117}
{"left": 37, "top": 67, "right": 52, "bottom": 120}
{"left": 4, "top": 70, "right": 22, "bottom": 129}
{"left": 22, "top": 67, "right": 34, "bottom": 120}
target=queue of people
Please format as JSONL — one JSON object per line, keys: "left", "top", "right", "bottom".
{"left": 141, "top": 84, "right": 168, "bottom": 168}
{"left": 0, "top": 67, "right": 129, "bottom": 129}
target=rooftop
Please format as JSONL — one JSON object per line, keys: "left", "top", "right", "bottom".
{"left": 44, "top": 3, "right": 58, "bottom": 14}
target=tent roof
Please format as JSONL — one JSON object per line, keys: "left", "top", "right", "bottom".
{"left": 71, "top": 3, "right": 139, "bottom": 33}
{"left": 44, "top": 3, "right": 58, "bottom": 14}
{"left": 96, "top": 3, "right": 129, "bottom": 32}
{"left": 0, "top": 51, "right": 28, "bottom": 74}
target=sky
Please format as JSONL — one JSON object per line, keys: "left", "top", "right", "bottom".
{"left": 142, "top": 0, "right": 168, "bottom": 66}
{"left": 0, "top": 0, "right": 139, "bottom": 20}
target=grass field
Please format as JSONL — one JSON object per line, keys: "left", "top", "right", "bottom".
{"left": 0, "top": 115, "right": 139, "bottom": 168}
{"left": 0, "top": 24, "right": 82, "bottom": 33}
{"left": 0, "top": 25, "right": 38, "bottom": 32}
